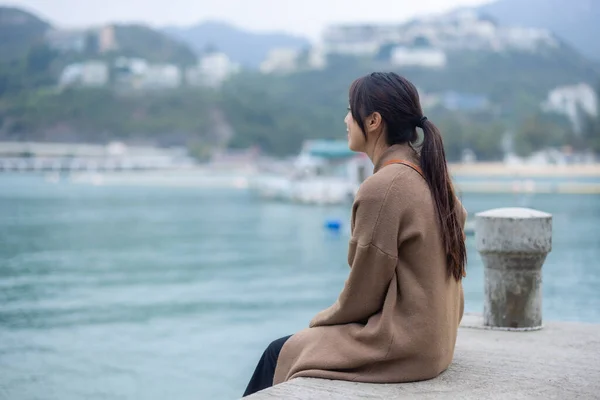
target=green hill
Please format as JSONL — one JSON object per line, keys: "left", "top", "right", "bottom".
{"left": 398, "top": 47, "right": 600, "bottom": 115}
{"left": 0, "top": 6, "right": 598, "bottom": 159}
{"left": 164, "top": 21, "right": 310, "bottom": 68}
{"left": 477, "top": 0, "right": 600, "bottom": 62}
{"left": 113, "top": 24, "right": 197, "bottom": 66}
{"left": 0, "top": 6, "right": 197, "bottom": 66}
{"left": 0, "top": 6, "right": 51, "bottom": 62}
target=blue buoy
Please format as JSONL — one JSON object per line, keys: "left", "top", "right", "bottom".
{"left": 325, "top": 219, "right": 342, "bottom": 231}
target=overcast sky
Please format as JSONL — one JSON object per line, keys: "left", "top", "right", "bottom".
{"left": 7, "top": 0, "right": 493, "bottom": 40}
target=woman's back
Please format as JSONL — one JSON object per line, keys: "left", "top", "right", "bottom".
{"left": 273, "top": 143, "right": 466, "bottom": 384}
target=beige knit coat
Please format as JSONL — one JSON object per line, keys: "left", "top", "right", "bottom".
{"left": 274, "top": 144, "right": 466, "bottom": 385}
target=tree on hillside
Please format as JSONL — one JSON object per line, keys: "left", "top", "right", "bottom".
{"left": 514, "top": 113, "right": 572, "bottom": 157}
{"left": 434, "top": 111, "right": 505, "bottom": 162}
{"left": 584, "top": 83, "right": 600, "bottom": 153}
{"left": 84, "top": 32, "right": 99, "bottom": 56}
{"left": 25, "top": 43, "right": 57, "bottom": 74}
{"left": 580, "top": 108, "right": 600, "bottom": 154}
{"left": 0, "top": 43, "right": 57, "bottom": 97}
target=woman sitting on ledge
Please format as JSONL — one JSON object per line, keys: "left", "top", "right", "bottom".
{"left": 243, "top": 72, "right": 468, "bottom": 397}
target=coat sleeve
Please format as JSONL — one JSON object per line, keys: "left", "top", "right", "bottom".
{"left": 309, "top": 242, "right": 398, "bottom": 327}
{"left": 459, "top": 283, "right": 465, "bottom": 323}
{"left": 309, "top": 177, "right": 401, "bottom": 328}
{"left": 458, "top": 198, "right": 467, "bottom": 322}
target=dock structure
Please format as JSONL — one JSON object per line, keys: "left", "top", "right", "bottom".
{"left": 0, "top": 141, "right": 193, "bottom": 172}
{"left": 246, "top": 208, "right": 600, "bottom": 399}
{"left": 247, "top": 315, "right": 600, "bottom": 399}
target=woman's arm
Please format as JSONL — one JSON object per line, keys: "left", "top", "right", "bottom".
{"left": 309, "top": 174, "right": 404, "bottom": 327}
{"left": 309, "top": 241, "right": 397, "bottom": 327}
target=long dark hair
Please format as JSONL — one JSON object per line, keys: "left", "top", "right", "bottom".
{"left": 349, "top": 72, "right": 466, "bottom": 281}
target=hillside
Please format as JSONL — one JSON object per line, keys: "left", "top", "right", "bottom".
{"left": 0, "top": 6, "right": 598, "bottom": 159}
{"left": 113, "top": 24, "right": 197, "bottom": 65}
{"left": 0, "top": 6, "right": 197, "bottom": 66}
{"left": 164, "top": 21, "right": 310, "bottom": 68}
{"left": 401, "top": 48, "right": 599, "bottom": 111}
{"left": 324, "top": 10, "right": 599, "bottom": 105}
{"left": 0, "top": 6, "right": 51, "bottom": 61}
{"left": 477, "top": 0, "right": 600, "bottom": 61}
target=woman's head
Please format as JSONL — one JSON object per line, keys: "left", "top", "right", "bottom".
{"left": 346, "top": 72, "right": 467, "bottom": 281}
{"left": 345, "top": 72, "right": 422, "bottom": 152}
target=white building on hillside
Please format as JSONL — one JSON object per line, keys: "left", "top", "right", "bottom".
{"left": 390, "top": 47, "right": 447, "bottom": 68}
{"left": 81, "top": 62, "right": 109, "bottom": 86}
{"left": 45, "top": 29, "right": 87, "bottom": 52}
{"left": 59, "top": 64, "right": 82, "bottom": 87}
{"left": 113, "top": 57, "right": 149, "bottom": 88}
{"left": 99, "top": 25, "right": 118, "bottom": 53}
{"left": 114, "top": 57, "right": 149, "bottom": 76}
{"left": 260, "top": 47, "right": 327, "bottom": 74}
{"left": 499, "top": 26, "right": 558, "bottom": 51}
{"left": 323, "top": 24, "right": 399, "bottom": 56}
{"left": 542, "top": 83, "right": 598, "bottom": 132}
{"left": 59, "top": 61, "right": 109, "bottom": 87}
{"left": 260, "top": 48, "right": 300, "bottom": 74}
{"left": 141, "top": 64, "right": 182, "bottom": 89}
{"left": 321, "top": 10, "right": 558, "bottom": 57}
{"left": 307, "top": 47, "right": 327, "bottom": 70}
{"left": 186, "top": 52, "right": 239, "bottom": 88}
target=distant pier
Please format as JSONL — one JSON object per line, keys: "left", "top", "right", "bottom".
{"left": 0, "top": 141, "right": 194, "bottom": 173}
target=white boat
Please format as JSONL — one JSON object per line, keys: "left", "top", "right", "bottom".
{"left": 253, "top": 140, "right": 372, "bottom": 205}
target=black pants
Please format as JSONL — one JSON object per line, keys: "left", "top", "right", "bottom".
{"left": 243, "top": 335, "right": 292, "bottom": 397}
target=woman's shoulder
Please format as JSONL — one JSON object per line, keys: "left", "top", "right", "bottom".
{"left": 357, "top": 164, "right": 429, "bottom": 205}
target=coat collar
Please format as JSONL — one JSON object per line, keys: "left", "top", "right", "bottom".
{"left": 373, "top": 144, "right": 420, "bottom": 174}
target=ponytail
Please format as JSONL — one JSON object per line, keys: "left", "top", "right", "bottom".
{"left": 419, "top": 118, "right": 467, "bottom": 281}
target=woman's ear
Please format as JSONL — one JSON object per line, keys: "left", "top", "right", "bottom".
{"left": 366, "top": 112, "right": 383, "bottom": 134}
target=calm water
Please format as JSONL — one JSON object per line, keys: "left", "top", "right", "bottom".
{"left": 0, "top": 174, "right": 599, "bottom": 400}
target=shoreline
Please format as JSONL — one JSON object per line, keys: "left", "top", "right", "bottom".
{"left": 2, "top": 161, "right": 600, "bottom": 178}
{"left": 449, "top": 162, "right": 600, "bottom": 177}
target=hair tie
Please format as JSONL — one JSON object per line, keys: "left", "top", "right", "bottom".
{"left": 416, "top": 116, "right": 428, "bottom": 128}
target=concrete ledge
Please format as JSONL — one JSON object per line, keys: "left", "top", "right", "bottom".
{"left": 245, "top": 314, "right": 600, "bottom": 399}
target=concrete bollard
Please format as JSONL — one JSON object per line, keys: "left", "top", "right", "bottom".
{"left": 475, "top": 208, "right": 552, "bottom": 330}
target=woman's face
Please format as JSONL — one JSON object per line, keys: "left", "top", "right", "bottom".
{"left": 344, "top": 107, "right": 366, "bottom": 153}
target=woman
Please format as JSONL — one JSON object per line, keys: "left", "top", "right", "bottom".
{"left": 243, "top": 72, "right": 467, "bottom": 397}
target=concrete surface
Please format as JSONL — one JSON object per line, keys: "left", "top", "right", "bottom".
{"left": 245, "top": 314, "right": 600, "bottom": 399}
{"left": 475, "top": 208, "right": 553, "bottom": 254}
